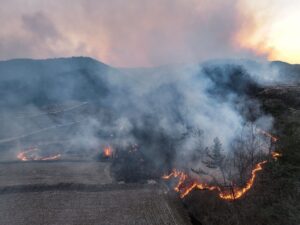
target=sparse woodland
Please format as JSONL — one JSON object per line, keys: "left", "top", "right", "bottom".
{"left": 112, "top": 86, "right": 300, "bottom": 225}
{"left": 183, "top": 87, "right": 300, "bottom": 225}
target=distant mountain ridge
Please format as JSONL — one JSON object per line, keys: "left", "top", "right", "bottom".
{"left": 0, "top": 57, "right": 299, "bottom": 110}
{"left": 0, "top": 57, "right": 121, "bottom": 108}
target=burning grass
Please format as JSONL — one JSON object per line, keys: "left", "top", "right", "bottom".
{"left": 163, "top": 158, "right": 277, "bottom": 200}
{"left": 103, "top": 145, "right": 113, "bottom": 158}
{"left": 17, "top": 147, "right": 61, "bottom": 161}
{"left": 163, "top": 130, "right": 281, "bottom": 201}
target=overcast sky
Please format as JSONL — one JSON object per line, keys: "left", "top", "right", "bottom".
{"left": 0, "top": 0, "right": 299, "bottom": 67}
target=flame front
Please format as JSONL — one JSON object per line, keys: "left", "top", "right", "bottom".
{"left": 40, "top": 154, "right": 62, "bottom": 161}
{"left": 219, "top": 160, "right": 267, "bottom": 200}
{"left": 271, "top": 151, "right": 282, "bottom": 160}
{"left": 162, "top": 169, "right": 219, "bottom": 198}
{"left": 163, "top": 157, "right": 276, "bottom": 200}
{"left": 17, "top": 147, "right": 61, "bottom": 161}
{"left": 163, "top": 130, "right": 281, "bottom": 200}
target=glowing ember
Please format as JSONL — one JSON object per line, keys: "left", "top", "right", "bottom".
{"left": 17, "top": 147, "right": 61, "bottom": 161}
{"left": 103, "top": 146, "right": 113, "bottom": 157}
{"left": 271, "top": 151, "right": 282, "bottom": 161}
{"left": 39, "top": 154, "right": 62, "bottom": 161}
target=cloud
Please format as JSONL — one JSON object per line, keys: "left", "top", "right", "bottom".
{"left": 0, "top": 0, "right": 272, "bottom": 66}
{"left": 0, "top": 11, "right": 67, "bottom": 59}
{"left": 21, "top": 12, "right": 61, "bottom": 41}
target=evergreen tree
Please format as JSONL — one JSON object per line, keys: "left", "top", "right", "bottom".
{"left": 203, "top": 137, "right": 227, "bottom": 185}
{"left": 206, "top": 137, "right": 224, "bottom": 168}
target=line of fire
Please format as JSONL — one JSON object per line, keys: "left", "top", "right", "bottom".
{"left": 16, "top": 124, "right": 281, "bottom": 202}
{"left": 17, "top": 147, "right": 61, "bottom": 161}
{"left": 17, "top": 145, "right": 114, "bottom": 161}
{"left": 162, "top": 128, "right": 281, "bottom": 201}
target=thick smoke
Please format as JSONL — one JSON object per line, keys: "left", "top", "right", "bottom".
{"left": 0, "top": 57, "right": 282, "bottom": 183}
{"left": 0, "top": 0, "right": 268, "bottom": 66}
{"left": 105, "top": 62, "right": 275, "bottom": 173}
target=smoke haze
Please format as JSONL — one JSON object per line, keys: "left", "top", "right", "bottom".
{"left": 0, "top": 57, "right": 284, "bottom": 177}
{"left": 0, "top": 0, "right": 276, "bottom": 67}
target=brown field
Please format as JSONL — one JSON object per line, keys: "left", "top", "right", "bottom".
{"left": 0, "top": 161, "right": 191, "bottom": 225}
{"left": 0, "top": 161, "right": 113, "bottom": 186}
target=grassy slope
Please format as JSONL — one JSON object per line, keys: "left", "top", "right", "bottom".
{"left": 254, "top": 86, "right": 300, "bottom": 225}
{"left": 185, "top": 86, "right": 300, "bottom": 225}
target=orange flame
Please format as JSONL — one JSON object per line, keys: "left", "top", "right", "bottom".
{"left": 17, "top": 147, "right": 61, "bottom": 161}
{"left": 40, "top": 154, "right": 62, "bottom": 161}
{"left": 163, "top": 130, "right": 281, "bottom": 200}
{"left": 219, "top": 160, "right": 267, "bottom": 200}
{"left": 103, "top": 146, "right": 113, "bottom": 157}
{"left": 163, "top": 158, "right": 273, "bottom": 200}
{"left": 271, "top": 151, "right": 282, "bottom": 161}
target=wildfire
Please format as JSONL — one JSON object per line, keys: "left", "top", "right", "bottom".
{"left": 163, "top": 156, "right": 277, "bottom": 200}
{"left": 103, "top": 146, "right": 113, "bottom": 157}
{"left": 271, "top": 151, "right": 282, "bottom": 161}
{"left": 17, "top": 147, "right": 61, "bottom": 161}
{"left": 163, "top": 169, "right": 218, "bottom": 198}
{"left": 163, "top": 129, "right": 281, "bottom": 201}
{"left": 219, "top": 160, "right": 267, "bottom": 200}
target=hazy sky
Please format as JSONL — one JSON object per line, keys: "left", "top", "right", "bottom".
{"left": 0, "top": 0, "right": 299, "bottom": 66}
